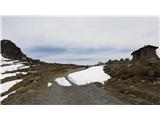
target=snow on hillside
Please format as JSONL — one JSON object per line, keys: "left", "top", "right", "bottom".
{"left": 1, "top": 72, "right": 20, "bottom": 80}
{"left": 0, "top": 54, "right": 29, "bottom": 79}
{"left": 0, "top": 79, "right": 24, "bottom": 102}
{"left": 1, "top": 64, "right": 25, "bottom": 74}
{"left": 0, "top": 79, "right": 23, "bottom": 94}
{"left": 0, "top": 91, "right": 16, "bottom": 102}
{"left": 0, "top": 54, "right": 30, "bottom": 102}
{"left": 0, "top": 54, "right": 8, "bottom": 61}
{"left": 55, "top": 66, "right": 110, "bottom": 86}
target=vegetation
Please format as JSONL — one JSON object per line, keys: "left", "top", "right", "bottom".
{"left": 103, "top": 59, "right": 160, "bottom": 104}
{"left": 105, "top": 59, "right": 160, "bottom": 79}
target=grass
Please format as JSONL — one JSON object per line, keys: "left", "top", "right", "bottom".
{"left": 103, "top": 59, "right": 160, "bottom": 104}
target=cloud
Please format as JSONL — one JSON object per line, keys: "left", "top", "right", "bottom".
{"left": 28, "top": 46, "right": 132, "bottom": 65}
{"left": 1, "top": 16, "right": 159, "bottom": 64}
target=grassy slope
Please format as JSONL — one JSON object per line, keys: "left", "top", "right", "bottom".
{"left": 103, "top": 59, "right": 160, "bottom": 104}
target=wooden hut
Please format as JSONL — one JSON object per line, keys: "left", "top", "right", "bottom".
{"left": 131, "top": 45, "right": 159, "bottom": 60}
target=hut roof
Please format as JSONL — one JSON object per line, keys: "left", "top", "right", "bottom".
{"left": 131, "top": 45, "right": 158, "bottom": 55}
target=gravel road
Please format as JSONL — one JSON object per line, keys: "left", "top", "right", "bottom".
{"left": 34, "top": 79, "right": 123, "bottom": 105}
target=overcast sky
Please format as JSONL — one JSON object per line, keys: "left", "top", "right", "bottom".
{"left": 1, "top": 16, "right": 159, "bottom": 64}
{"left": 0, "top": 18, "right": 2, "bottom": 40}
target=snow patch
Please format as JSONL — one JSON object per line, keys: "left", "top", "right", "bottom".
{"left": 0, "top": 60, "right": 17, "bottom": 66}
{"left": 0, "top": 55, "right": 28, "bottom": 102}
{"left": 55, "top": 77, "right": 72, "bottom": 86}
{"left": 0, "top": 91, "right": 16, "bottom": 102}
{"left": 21, "top": 72, "right": 27, "bottom": 75}
{"left": 68, "top": 66, "right": 110, "bottom": 86}
{"left": 0, "top": 54, "right": 9, "bottom": 61}
{"left": 0, "top": 54, "right": 30, "bottom": 79}
{"left": 0, "top": 64, "right": 23, "bottom": 74}
{"left": 0, "top": 72, "right": 20, "bottom": 79}
{"left": 19, "top": 66, "right": 30, "bottom": 69}
{"left": 47, "top": 82, "right": 52, "bottom": 87}
{"left": 0, "top": 79, "right": 23, "bottom": 94}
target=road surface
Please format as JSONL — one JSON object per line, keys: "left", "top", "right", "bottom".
{"left": 33, "top": 80, "right": 123, "bottom": 105}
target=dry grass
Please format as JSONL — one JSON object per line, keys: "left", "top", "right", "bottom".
{"left": 103, "top": 59, "right": 160, "bottom": 104}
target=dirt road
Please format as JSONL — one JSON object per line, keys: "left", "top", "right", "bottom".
{"left": 32, "top": 79, "right": 123, "bottom": 105}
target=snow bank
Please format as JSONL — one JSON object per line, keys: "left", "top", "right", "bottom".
{"left": 0, "top": 79, "right": 23, "bottom": 94}
{"left": 68, "top": 66, "right": 110, "bottom": 86}
{"left": 55, "top": 77, "right": 72, "bottom": 86}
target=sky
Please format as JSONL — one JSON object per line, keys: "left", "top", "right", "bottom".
{"left": 0, "top": 18, "right": 2, "bottom": 40}
{"left": 1, "top": 16, "right": 159, "bottom": 65}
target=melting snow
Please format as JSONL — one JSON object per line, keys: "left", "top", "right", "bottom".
{"left": 0, "top": 54, "right": 9, "bottom": 61}
{"left": 0, "top": 54, "right": 29, "bottom": 102}
{"left": 21, "top": 72, "right": 27, "bottom": 75}
{"left": 67, "top": 66, "right": 110, "bottom": 86}
{"left": 0, "top": 64, "right": 24, "bottom": 74}
{"left": 55, "top": 66, "right": 110, "bottom": 87}
{"left": 55, "top": 77, "right": 72, "bottom": 86}
{"left": 47, "top": 82, "right": 52, "bottom": 87}
{"left": 0, "top": 54, "right": 30, "bottom": 79}
{"left": 0, "top": 72, "right": 20, "bottom": 79}
{"left": 0, "top": 79, "right": 23, "bottom": 94}
{"left": 0, "top": 60, "right": 17, "bottom": 66}
{"left": 19, "top": 66, "right": 30, "bottom": 69}
{"left": 0, "top": 91, "right": 16, "bottom": 102}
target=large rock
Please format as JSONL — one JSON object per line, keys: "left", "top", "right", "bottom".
{"left": 1, "top": 39, "right": 30, "bottom": 60}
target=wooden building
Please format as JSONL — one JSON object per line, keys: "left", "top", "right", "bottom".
{"left": 131, "top": 45, "right": 159, "bottom": 60}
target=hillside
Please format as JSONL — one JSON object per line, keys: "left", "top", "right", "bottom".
{"left": 1, "top": 39, "right": 121, "bottom": 105}
{"left": 0, "top": 39, "right": 84, "bottom": 104}
{"left": 103, "top": 59, "right": 160, "bottom": 104}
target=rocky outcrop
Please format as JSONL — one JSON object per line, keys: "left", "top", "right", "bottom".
{"left": 1, "top": 39, "right": 31, "bottom": 60}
